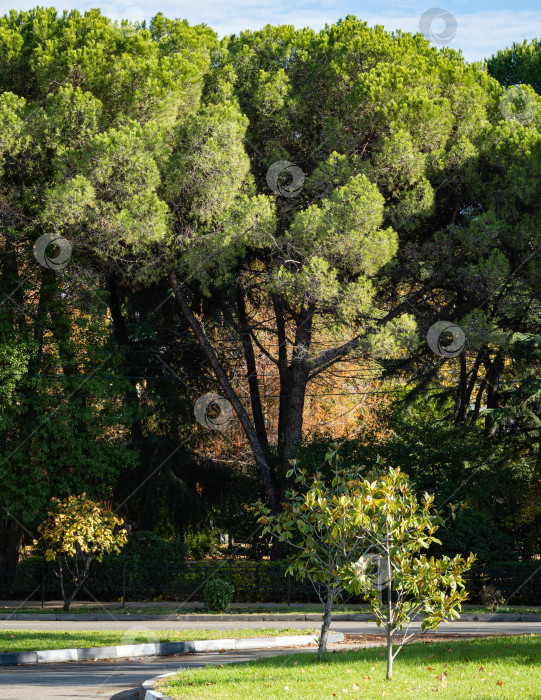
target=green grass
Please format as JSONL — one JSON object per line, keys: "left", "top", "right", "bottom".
{"left": 2, "top": 604, "right": 540, "bottom": 616}
{"left": 0, "top": 627, "right": 316, "bottom": 653}
{"left": 465, "top": 607, "right": 541, "bottom": 615}
{"left": 160, "top": 635, "right": 541, "bottom": 699}
{"left": 0, "top": 605, "right": 370, "bottom": 616}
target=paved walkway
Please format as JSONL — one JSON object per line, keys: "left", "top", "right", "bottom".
{"left": 0, "top": 645, "right": 358, "bottom": 700}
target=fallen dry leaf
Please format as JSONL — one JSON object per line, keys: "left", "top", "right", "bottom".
{"left": 363, "top": 676, "right": 370, "bottom": 681}
{"left": 352, "top": 683, "right": 360, "bottom": 691}
{"left": 437, "top": 673, "right": 448, "bottom": 689}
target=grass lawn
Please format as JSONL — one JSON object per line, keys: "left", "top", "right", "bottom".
{"left": 0, "top": 605, "right": 366, "bottom": 616}
{"left": 2, "top": 604, "right": 539, "bottom": 616}
{"left": 0, "top": 627, "right": 316, "bottom": 653}
{"left": 0, "top": 603, "right": 362, "bottom": 615}
{"left": 160, "top": 635, "right": 541, "bottom": 699}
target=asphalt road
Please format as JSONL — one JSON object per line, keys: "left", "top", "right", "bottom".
{"left": 2, "top": 619, "right": 541, "bottom": 635}
{"left": 0, "top": 647, "right": 343, "bottom": 700}
{"left": 1, "top": 621, "right": 540, "bottom": 699}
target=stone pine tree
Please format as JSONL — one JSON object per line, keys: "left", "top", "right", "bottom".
{"left": 11, "top": 12, "right": 541, "bottom": 526}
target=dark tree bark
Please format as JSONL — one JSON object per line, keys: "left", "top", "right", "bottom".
{"left": 484, "top": 351, "right": 504, "bottom": 438}
{"left": 169, "top": 270, "right": 279, "bottom": 514}
{"left": 0, "top": 517, "right": 22, "bottom": 580}
{"left": 235, "top": 284, "right": 269, "bottom": 452}
{"left": 107, "top": 275, "right": 152, "bottom": 529}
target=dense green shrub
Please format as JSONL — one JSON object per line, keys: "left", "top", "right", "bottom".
{"left": 122, "top": 531, "right": 188, "bottom": 567}
{"left": 204, "top": 577, "right": 235, "bottom": 611}
{"left": 184, "top": 529, "right": 218, "bottom": 560}
{"left": 15, "top": 532, "right": 187, "bottom": 601}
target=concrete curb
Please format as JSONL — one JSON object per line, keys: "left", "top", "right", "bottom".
{"left": 1, "top": 612, "right": 538, "bottom": 621}
{"left": 0, "top": 632, "right": 344, "bottom": 666}
{"left": 141, "top": 672, "right": 176, "bottom": 700}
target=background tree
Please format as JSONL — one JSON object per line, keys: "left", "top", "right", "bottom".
{"left": 487, "top": 39, "right": 541, "bottom": 93}
{"left": 34, "top": 493, "right": 127, "bottom": 611}
{"left": 54, "top": 15, "right": 539, "bottom": 525}
{"left": 0, "top": 8, "right": 227, "bottom": 566}
{"left": 2, "top": 8, "right": 541, "bottom": 573}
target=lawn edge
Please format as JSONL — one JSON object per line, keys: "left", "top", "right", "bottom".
{"left": 0, "top": 632, "right": 344, "bottom": 666}
{"left": 0, "top": 612, "right": 538, "bottom": 621}
{"left": 141, "top": 672, "right": 176, "bottom": 700}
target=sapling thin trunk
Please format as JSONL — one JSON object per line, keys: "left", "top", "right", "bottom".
{"left": 386, "top": 629, "right": 393, "bottom": 680}
{"left": 318, "top": 592, "right": 334, "bottom": 660}
{"left": 385, "top": 525, "right": 393, "bottom": 680}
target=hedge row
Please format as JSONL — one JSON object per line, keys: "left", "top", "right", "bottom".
{"left": 2, "top": 557, "right": 541, "bottom": 605}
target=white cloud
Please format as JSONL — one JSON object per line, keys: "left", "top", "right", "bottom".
{"left": 2, "top": 3, "right": 540, "bottom": 64}
{"left": 359, "top": 9, "right": 541, "bottom": 62}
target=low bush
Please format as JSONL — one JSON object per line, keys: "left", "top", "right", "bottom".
{"left": 205, "top": 578, "right": 235, "bottom": 611}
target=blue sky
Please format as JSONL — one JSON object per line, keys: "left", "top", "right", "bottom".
{"left": 5, "top": 1, "right": 541, "bottom": 63}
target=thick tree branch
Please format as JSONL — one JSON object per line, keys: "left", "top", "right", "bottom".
{"left": 168, "top": 270, "right": 278, "bottom": 512}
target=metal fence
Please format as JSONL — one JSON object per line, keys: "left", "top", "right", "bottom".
{"left": 2, "top": 559, "right": 541, "bottom": 606}
{"left": 0, "top": 559, "right": 315, "bottom": 606}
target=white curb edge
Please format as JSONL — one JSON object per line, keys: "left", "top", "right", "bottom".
{"left": 141, "top": 672, "right": 176, "bottom": 700}
{"left": 0, "top": 632, "right": 344, "bottom": 666}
